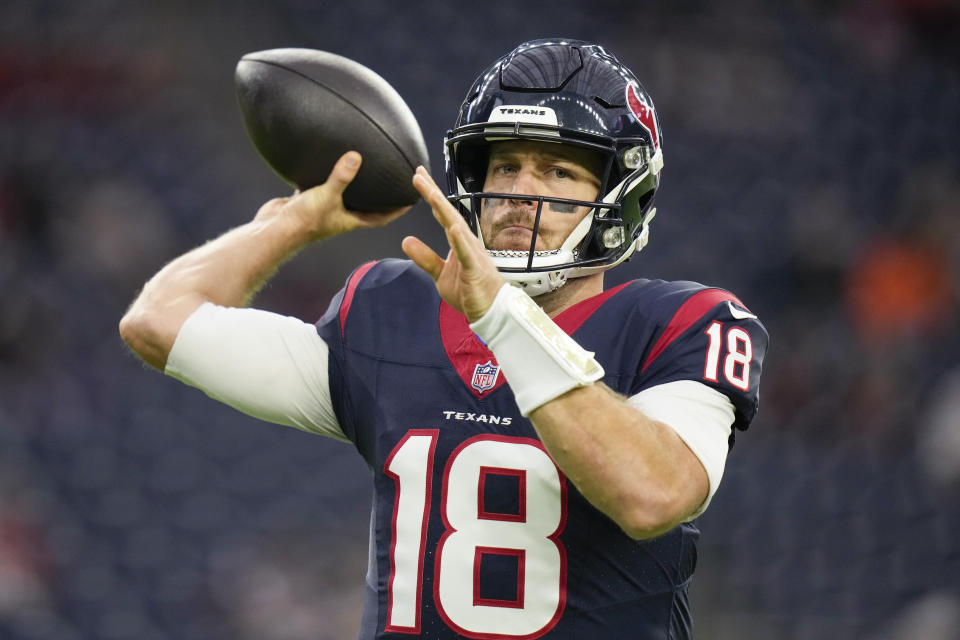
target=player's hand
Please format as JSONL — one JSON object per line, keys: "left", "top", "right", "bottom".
{"left": 403, "top": 166, "right": 505, "bottom": 323}
{"left": 254, "top": 151, "right": 411, "bottom": 241}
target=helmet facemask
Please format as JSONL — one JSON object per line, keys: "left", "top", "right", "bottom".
{"left": 446, "top": 124, "right": 662, "bottom": 296}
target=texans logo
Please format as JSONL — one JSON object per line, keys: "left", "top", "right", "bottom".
{"left": 625, "top": 82, "right": 660, "bottom": 150}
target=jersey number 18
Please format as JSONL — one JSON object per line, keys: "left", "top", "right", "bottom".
{"left": 385, "top": 431, "right": 567, "bottom": 638}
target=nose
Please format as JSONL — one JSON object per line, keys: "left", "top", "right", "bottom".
{"left": 508, "top": 166, "right": 540, "bottom": 206}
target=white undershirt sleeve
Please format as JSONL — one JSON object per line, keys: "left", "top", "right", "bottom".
{"left": 626, "top": 380, "right": 735, "bottom": 519}
{"left": 164, "top": 302, "right": 347, "bottom": 442}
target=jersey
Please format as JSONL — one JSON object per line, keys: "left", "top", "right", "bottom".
{"left": 315, "top": 259, "right": 768, "bottom": 640}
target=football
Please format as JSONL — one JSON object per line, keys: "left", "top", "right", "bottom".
{"left": 234, "top": 48, "right": 430, "bottom": 212}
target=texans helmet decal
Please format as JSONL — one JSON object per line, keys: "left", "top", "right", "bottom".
{"left": 626, "top": 82, "right": 659, "bottom": 150}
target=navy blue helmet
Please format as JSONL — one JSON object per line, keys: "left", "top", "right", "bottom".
{"left": 445, "top": 38, "right": 664, "bottom": 295}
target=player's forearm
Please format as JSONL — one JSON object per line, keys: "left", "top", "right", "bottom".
{"left": 467, "top": 284, "right": 707, "bottom": 538}
{"left": 529, "top": 383, "right": 708, "bottom": 540}
{"left": 119, "top": 206, "right": 314, "bottom": 370}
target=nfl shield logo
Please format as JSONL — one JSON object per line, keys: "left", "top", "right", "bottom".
{"left": 471, "top": 361, "right": 500, "bottom": 393}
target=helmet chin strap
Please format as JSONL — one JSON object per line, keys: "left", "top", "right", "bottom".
{"left": 492, "top": 254, "right": 571, "bottom": 297}
{"left": 487, "top": 215, "right": 591, "bottom": 296}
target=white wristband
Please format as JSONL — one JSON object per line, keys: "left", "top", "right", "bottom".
{"left": 470, "top": 284, "right": 604, "bottom": 416}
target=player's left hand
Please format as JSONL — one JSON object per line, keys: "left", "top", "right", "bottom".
{"left": 402, "top": 167, "right": 504, "bottom": 322}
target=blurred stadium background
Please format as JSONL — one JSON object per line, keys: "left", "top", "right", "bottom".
{"left": 1, "top": 0, "right": 959, "bottom": 638}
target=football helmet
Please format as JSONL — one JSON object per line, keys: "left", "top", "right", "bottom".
{"left": 445, "top": 38, "right": 664, "bottom": 296}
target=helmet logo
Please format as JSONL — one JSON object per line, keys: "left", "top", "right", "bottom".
{"left": 488, "top": 105, "right": 559, "bottom": 126}
{"left": 625, "top": 83, "right": 659, "bottom": 150}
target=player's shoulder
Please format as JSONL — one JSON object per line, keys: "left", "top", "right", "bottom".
{"left": 316, "top": 258, "right": 438, "bottom": 337}
{"left": 623, "top": 278, "right": 769, "bottom": 431}
{"left": 339, "top": 258, "right": 438, "bottom": 310}
{"left": 620, "top": 278, "right": 716, "bottom": 306}
{"left": 613, "top": 277, "right": 770, "bottom": 373}
{"left": 345, "top": 257, "right": 432, "bottom": 292}
{"left": 615, "top": 278, "right": 761, "bottom": 326}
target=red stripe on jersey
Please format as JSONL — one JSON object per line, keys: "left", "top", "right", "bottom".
{"left": 552, "top": 281, "right": 633, "bottom": 335}
{"left": 439, "top": 301, "right": 506, "bottom": 398}
{"left": 640, "top": 288, "right": 745, "bottom": 373}
{"left": 339, "top": 261, "right": 379, "bottom": 334}
{"left": 439, "top": 283, "right": 632, "bottom": 398}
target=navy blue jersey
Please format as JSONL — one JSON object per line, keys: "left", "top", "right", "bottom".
{"left": 316, "top": 259, "right": 768, "bottom": 640}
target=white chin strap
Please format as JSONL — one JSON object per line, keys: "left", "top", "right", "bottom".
{"left": 487, "top": 249, "right": 575, "bottom": 298}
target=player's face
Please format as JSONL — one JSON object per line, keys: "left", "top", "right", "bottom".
{"left": 479, "top": 141, "right": 602, "bottom": 252}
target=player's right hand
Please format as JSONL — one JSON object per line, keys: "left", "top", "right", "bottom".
{"left": 254, "top": 151, "right": 411, "bottom": 241}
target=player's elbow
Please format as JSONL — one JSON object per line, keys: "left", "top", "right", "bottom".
{"left": 616, "top": 485, "right": 695, "bottom": 540}
{"left": 119, "top": 304, "right": 170, "bottom": 371}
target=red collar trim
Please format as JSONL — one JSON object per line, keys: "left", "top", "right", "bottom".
{"left": 439, "top": 281, "right": 632, "bottom": 398}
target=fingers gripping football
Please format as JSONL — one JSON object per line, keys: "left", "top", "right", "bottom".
{"left": 403, "top": 167, "right": 504, "bottom": 322}
{"left": 271, "top": 152, "right": 410, "bottom": 241}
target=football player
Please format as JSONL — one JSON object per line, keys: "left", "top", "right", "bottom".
{"left": 120, "top": 39, "right": 768, "bottom": 639}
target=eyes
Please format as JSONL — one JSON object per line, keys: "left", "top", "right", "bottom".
{"left": 490, "top": 162, "right": 576, "bottom": 181}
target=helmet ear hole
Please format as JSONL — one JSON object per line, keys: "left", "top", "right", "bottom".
{"left": 620, "top": 172, "right": 657, "bottom": 225}
{"left": 455, "top": 142, "right": 489, "bottom": 193}
{"left": 633, "top": 188, "right": 655, "bottom": 218}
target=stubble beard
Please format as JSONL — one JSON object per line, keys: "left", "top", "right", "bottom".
{"left": 481, "top": 200, "right": 549, "bottom": 252}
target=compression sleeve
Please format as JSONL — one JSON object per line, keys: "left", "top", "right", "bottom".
{"left": 627, "top": 380, "right": 734, "bottom": 519}
{"left": 165, "top": 302, "right": 347, "bottom": 442}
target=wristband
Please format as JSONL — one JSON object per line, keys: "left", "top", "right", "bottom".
{"left": 470, "top": 284, "right": 604, "bottom": 416}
